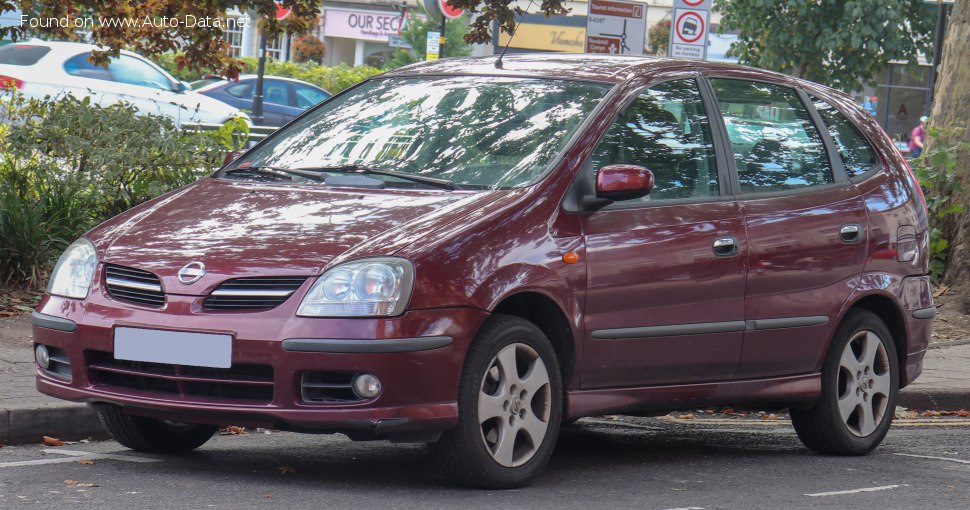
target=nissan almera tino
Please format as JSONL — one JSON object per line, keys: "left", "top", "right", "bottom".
{"left": 33, "top": 54, "right": 934, "bottom": 488}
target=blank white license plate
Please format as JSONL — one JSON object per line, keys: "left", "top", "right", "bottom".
{"left": 114, "top": 327, "right": 232, "bottom": 368}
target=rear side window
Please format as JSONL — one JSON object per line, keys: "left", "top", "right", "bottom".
{"left": 710, "top": 79, "right": 834, "bottom": 193}
{"left": 225, "top": 81, "right": 252, "bottom": 98}
{"left": 63, "top": 53, "right": 113, "bottom": 81}
{"left": 0, "top": 44, "right": 51, "bottom": 66}
{"left": 294, "top": 84, "right": 330, "bottom": 109}
{"left": 591, "top": 78, "right": 719, "bottom": 203}
{"left": 811, "top": 97, "right": 881, "bottom": 178}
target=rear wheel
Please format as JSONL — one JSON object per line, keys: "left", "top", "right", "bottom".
{"left": 97, "top": 404, "right": 218, "bottom": 453}
{"left": 430, "top": 315, "right": 563, "bottom": 489}
{"left": 791, "top": 310, "right": 898, "bottom": 455}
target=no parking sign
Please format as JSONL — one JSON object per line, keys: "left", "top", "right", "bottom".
{"left": 668, "top": 0, "right": 711, "bottom": 59}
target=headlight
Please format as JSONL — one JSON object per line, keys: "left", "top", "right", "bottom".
{"left": 297, "top": 258, "right": 414, "bottom": 317}
{"left": 47, "top": 238, "right": 98, "bottom": 299}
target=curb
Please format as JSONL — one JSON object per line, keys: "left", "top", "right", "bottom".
{"left": 897, "top": 388, "right": 970, "bottom": 411}
{"left": 0, "top": 403, "right": 108, "bottom": 445}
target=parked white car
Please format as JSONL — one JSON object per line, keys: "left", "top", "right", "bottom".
{"left": 0, "top": 40, "right": 247, "bottom": 126}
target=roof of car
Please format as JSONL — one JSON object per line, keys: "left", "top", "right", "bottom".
{"left": 195, "top": 74, "right": 330, "bottom": 92}
{"left": 384, "top": 53, "right": 803, "bottom": 87}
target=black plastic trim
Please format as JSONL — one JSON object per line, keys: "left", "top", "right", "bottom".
{"left": 593, "top": 316, "right": 831, "bottom": 339}
{"left": 31, "top": 311, "right": 77, "bottom": 332}
{"left": 745, "top": 316, "right": 830, "bottom": 330}
{"left": 282, "top": 336, "right": 454, "bottom": 353}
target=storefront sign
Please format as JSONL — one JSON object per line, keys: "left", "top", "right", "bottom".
{"left": 585, "top": 0, "right": 647, "bottom": 54}
{"left": 497, "top": 23, "right": 586, "bottom": 53}
{"left": 323, "top": 8, "right": 406, "bottom": 42}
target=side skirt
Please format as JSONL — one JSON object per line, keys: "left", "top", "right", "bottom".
{"left": 566, "top": 373, "right": 821, "bottom": 420}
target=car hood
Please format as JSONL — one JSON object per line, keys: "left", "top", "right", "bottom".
{"left": 91, "top": 178, "right": 513, "bottom": 293}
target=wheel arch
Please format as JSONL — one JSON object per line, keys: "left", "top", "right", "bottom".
{"left": 491, "top": 291, "right": 577, "bottom": 392}
{"left": 840, "top": 292, "right": 910, "bottom": 387}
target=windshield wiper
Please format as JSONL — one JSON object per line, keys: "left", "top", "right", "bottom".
{"left": 223, "top": 166, "right": 324, "bottom": 182}
{"left": 297, "top": 164, "right": 461, "bottom": 191}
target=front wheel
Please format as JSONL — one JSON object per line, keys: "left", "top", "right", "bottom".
{"left": 97, "top": 404, "right": 218, "bottom": 453}
{"left": 791, "top": 310, "right": 898, "bottom": 455}
{"left": 430, "top": 315, "right": 563, "bottom": 489}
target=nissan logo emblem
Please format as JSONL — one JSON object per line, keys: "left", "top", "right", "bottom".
{"left": 177, "top": 262, "right": 206, "bottom": 284}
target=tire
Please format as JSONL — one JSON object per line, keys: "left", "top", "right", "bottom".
{"left": 97, "top": 404, "right": 218, "bottom": 453}
{"left": 791, "top": 310, "right": 899, "bottom": 455}
{"left": 430, "top": 314, "right": 563, "bottom": 489}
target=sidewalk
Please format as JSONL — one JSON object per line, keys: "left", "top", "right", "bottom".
{"left": 2, "top": 315, "right": 968, "bottom": 445}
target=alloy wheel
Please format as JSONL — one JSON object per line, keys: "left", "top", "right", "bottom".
{"left": 477, "top": 343, "right": 552, "bottom": 468}
{"left": 837, "top": 330, "right": 891, "bottom": 437}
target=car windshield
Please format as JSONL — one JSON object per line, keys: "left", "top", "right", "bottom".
{"left": 221, "top": 76, "right": 611, "bottom": 189}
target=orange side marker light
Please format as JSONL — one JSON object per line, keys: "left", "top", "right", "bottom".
{"left": 562, "top": 252, "right": 580, "bottom": 264}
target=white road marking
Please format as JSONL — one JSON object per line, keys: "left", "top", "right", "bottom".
{"left": 804, "top": 484, "right": 906, "bottom": 497}
{"left": 895, "top": 453, "right": 970, "bottom": 464}
{"left": 661, "top": 507, "right": 704, "bottom": 510}
{"left": 0, "top": 449, "right": 161, "bottom": 468}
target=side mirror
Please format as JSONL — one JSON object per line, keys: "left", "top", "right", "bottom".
{"left": 175, "top": 81, "right": 189, "bottom": 93}
{"left": 595, "top": 164, "right": 654, "bottom": 202}
{"left": 222, "top": 149, "right": 246, "bottom": 166}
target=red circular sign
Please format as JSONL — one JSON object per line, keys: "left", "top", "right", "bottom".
{"left": 274, "top": 2, "right": 291, "bottom": 21}
{"left": 439, "top": 0, "right": 464, "bottom": 19}
{"left": 675, "top": 11, "right": 705, "bottom": 44}
{"left": 682, "top": 0, "right": 705, "bottom": 6}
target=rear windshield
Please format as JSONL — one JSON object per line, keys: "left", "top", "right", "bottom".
{"left": 223, "top": 76, "right": 611, "bottom": 189}
{"left": 0, "top": 44, "right": 51, "bottom": 66}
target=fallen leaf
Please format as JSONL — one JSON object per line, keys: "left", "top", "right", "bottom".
{"left": 276, "top": 466, "right": 296, "bottom": 475}
{"left": 682, "top": 414, "right": 695, "bottom": 420}
{"left": 723, "top": 407, "right": 735, "bottom": 414}
{"left": 760, "top": 414, "right": 779, "bottom": 420}
{"left": 672, "top": 487, "right": 687, "bottom": 491}
{"left": 220, "top": 425, "right": 245, "bottom": 435}
{"left": 947, "top": 485, "right": 956, "bottom": 491}
{"left": 64, "top": 480, "right": 78, "bottom": 485}
{"left": 78, "top": 460, "right": 95, "bottom": 465}
{"left": 75, "top": 483, "right": 97, "bottom": 488}
{"left": 922, "top": 410, "right": 941, "bottom": 417}
{"left": 959, "top": 410, "right": 969, "bottom": 417}
{"left": 43, "top": 436, "right": 65, "bottom": 447}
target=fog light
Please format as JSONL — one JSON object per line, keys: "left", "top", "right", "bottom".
{"left": 352, "top": 373, "right": 381, "bottom": 399}
{"left": 35, "top": 344, "right": 50, "bottom": 370}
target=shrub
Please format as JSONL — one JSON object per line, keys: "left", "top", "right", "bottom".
{"left": 154, "top": 52, "right": 383, "bottom": 94}
{"left": 292, "top": 34, "right": 326, "bottom": 63}
{"left": 915, "top": 125, "right": 970, "bottom": 282}
{"left": 0, "top": 92, "right": 246, "bottom": 288}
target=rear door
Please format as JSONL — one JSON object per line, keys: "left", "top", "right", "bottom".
{"left": 704, "top": 77, "right": 868, "bottom": 379}
{"left": 580, "top": 76, "right": 748, "bottom": 388}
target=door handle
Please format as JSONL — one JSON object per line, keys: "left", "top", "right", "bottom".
{"left": 839, "top": 223, "right": 863, "bottom": 243}
{"left": 713, "top": 236, "right": 739, "bottom": 257}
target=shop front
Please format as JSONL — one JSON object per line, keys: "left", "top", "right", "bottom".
{"left": 323, "top": 7, "right": 407, "bottom": 67}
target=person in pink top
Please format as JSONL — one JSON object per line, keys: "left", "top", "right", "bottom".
{"left": 909, "top": 115, "right": 928, "bottom": 158}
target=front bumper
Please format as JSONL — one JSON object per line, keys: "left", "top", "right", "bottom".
{"left": 33, "top": 294, "right": 488, "bottom": 440}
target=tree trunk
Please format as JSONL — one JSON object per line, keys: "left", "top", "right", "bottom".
{"left": 932, "top": 0, "right": 970, "bottom": 307}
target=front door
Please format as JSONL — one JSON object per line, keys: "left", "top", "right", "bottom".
{"left": 580, "top": 77, "right": 747, "bottom": 389}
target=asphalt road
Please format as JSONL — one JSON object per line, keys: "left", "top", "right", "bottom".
{"left": 1, "top": 414, "right": 968, "bottom": 509}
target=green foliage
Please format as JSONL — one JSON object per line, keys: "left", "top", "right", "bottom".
{"left": 292, "top": 34, "right": 327, "bottom": 64}
{"left": 915, "top": 126, "right": 970, "bottom": 282}
{"left": 713, "top": 0, "right": 936, "bottom": 91}
{"left": 647, "top": 18, "right": 671, "bottom": 56}
{"left": 383, "top": 16, "right": 472, "bottom": 70}
{"left": 0, "top": 92, "right": 245, "bottom": 288}
{"left": 155, "top": 53, "right": 383, "bottom": 94}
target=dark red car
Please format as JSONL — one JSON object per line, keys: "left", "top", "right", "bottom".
{"left": 33, "top": 54, "right": 934, "bottom": 488}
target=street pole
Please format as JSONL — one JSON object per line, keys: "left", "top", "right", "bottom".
{"left": 440, "top": 15, "right": 446, "bottom": 58}
{"left": 252, "top": 29, "right": 268, "bottom": 126}
{"left": 924, "top": 3, "right": 950, "bottom": 116}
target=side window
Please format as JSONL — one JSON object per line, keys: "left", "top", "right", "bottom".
{"left": 811, "top": 97, "right": 881, "bottom": 178}
{"left": 63, "top": 53, "right": 112, "bottom": 81}
{"left": 264, "top": 80, "right": 289, "bottom": 106}
{"left": 108, "top": 55, "right": 175, "bottom": 91}
{"left": 591, "top": 78, "right": 719, "bottom": 203}
{"left": 294, "top": 84, "right": 330, "bottom": 109}
{"left": 709, "top": 79, "right": 833, "bottom": 193}
{"left": 225, "top": 81, "right": 253, "bottom": 98}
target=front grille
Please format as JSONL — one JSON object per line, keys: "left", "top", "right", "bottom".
{"left": 86, "top": 350, "right": 274, "bottom": 403}
{"left": 204, "top": 276, "right": 308, "bottom": 311}
{"left": 301, "top": 371, "right": 363, "bottom": 403}
{"left": 104, "top": 264, "right": 165, "bottom": 308}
